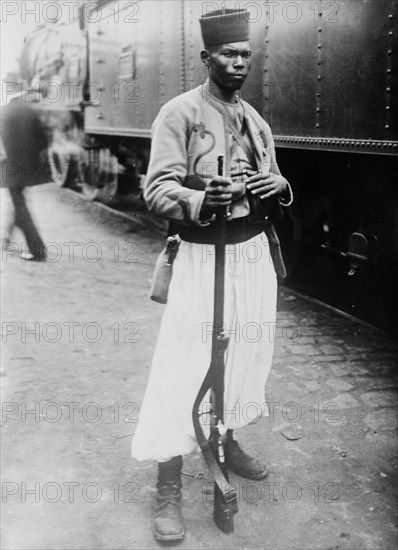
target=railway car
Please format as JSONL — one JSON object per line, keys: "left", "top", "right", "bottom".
{"left": 17, "top": 0, "right": 398, "bottom": 331}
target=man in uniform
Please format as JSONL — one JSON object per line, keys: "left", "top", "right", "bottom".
{"left": 132, "top": 8, "right": 293, "bottom": 541}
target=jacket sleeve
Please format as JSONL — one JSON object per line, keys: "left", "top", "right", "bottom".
{"left": 265, "top": 126, "right": 294, "bottom": 207}
{"left": 143, "top": 103, "right": 208, "bottom": 226}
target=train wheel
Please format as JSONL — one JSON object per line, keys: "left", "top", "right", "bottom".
{"left": 81, "top": 182, "right": 100, "bottom": 200}
{"left": 49, "top": 147, "right": 69, "bottom": 187}
{"left": 96, "top": 147, "right": 119, "bottom": 204}
{"left": 83, "top": 146, "right": 118, "bottom": 203}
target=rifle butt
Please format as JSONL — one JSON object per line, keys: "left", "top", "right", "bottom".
{"left": 211, "top": 452, "right": 238, "bottom": 534}
{"left": 213, "top": 482, "right": 238, "bottom": 533}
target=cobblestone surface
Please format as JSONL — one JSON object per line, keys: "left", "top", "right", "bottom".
{"left": 1, "top": 184, "right": 397, "bottom": 550}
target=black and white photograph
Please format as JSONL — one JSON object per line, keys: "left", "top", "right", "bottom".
{"left": 1, "top": 1, "right": 397, "bottom": 548}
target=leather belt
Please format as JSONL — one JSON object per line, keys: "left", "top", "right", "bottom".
{"left": 178, "top": 217, "right": 263, "bottom": 245}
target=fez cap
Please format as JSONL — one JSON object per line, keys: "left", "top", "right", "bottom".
{"left": 200, "top": 9, "right": 250, "bottom": 46}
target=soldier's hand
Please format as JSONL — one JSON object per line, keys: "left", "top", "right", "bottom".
{"left": 200, "top": 176, "right": 232, "bottom": 220}
{"left": 246, "top": 170, "right": 288, "bottom": 200}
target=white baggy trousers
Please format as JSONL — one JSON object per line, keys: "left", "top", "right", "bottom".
{"left": 131, "top": 232, "right": 277, "bottom": 462}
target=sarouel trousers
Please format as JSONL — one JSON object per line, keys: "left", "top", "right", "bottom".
{"left": 131, "top": 232, "right": 277, "bottom": 462}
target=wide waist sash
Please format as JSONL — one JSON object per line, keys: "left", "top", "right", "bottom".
{"left": 178, "top": 217, "right": 263, "bottom": 245}
{"left": 177, "top": 217, "right": 287, "bottom": 278}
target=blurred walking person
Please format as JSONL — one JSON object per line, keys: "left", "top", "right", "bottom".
{"left": 1, "top": 91, "right": 49, "bottom": 261}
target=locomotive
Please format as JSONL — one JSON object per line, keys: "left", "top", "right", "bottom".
{"left": 16, "top": 0, "right": 398, "bottom": 331}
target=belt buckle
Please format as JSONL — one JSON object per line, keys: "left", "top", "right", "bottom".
{"left": 223, "top": 488, "right": 237, "bottom": 504}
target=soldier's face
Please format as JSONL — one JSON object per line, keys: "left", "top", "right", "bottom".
{"left": 204, "top": 41, "right": 252, "bottom": 91}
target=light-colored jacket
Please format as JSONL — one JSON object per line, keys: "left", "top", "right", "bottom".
{"left": 144, "top": 84, "right": 292, "bottom": 227}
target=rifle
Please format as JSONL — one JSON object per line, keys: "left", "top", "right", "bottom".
{"left": 192, "top": 155, "right": 238, "bottom": 533}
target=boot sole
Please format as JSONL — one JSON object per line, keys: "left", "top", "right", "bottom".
{"left": 154, "top": 531, "right": 185, "bottom": 542}
{"left": 227, "top": 467, "right": 269, "bottom": 481}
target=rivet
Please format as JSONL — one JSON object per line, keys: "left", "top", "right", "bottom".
{"left": 388, "top": 50, "right": 392, "bottom": 55}
{"left": 318, "top": 61, "right": 322, "bottom": 65}
{"left": 316, "top": 108, "right": 320, "bottom": 112}
{"left": 317, "top": 75, "right": 321, "bottom": 80}
{"left": 388, "top": 31, "right": 393, "bottom": 36}
{"left": 386, "top": 106, "right": 390, "bottom": 110}
{"left": 318, "top": 44, "right": 322, "bottom": 48}
{"left": 388, "top": 14, "right": 393, "bottom": 18}
{"left": 385, "top": 125, "right": 390, "bottom": 129}
{"left": 318, "top": 28, "right": 322, "bottom": 32}
{"left": 316, "top": 123, "right": 320, "bottom": 128}
{"left": 386, "top": 87, "right": 391, "bottom": 92}
{"left": 387, "top": 69, "right": 392, "bottom": 73}
{"left": 316, "top": 92, "right": 320, "bottom": 97}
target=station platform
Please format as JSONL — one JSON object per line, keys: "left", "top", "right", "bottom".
{"left": 1, "top": 184, "right": 397, "bottom": 550}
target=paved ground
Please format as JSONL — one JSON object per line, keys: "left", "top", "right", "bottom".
{"left": 1, "top": 184, "right": 397, "bottom": 550}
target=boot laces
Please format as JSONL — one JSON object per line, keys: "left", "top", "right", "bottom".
{"left": 156, "top": 481, "right": 182, "bottom": 507}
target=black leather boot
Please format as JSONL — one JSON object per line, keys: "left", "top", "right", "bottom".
{"left": 224, "top": 430, "right": 268, "bottom": 481}
{"left": 153, "top": 455, "right": 185, "bottom": 542}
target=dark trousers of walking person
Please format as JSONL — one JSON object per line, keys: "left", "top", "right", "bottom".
{"left": 8, "top": 186, "right": 46, "bottom": 260}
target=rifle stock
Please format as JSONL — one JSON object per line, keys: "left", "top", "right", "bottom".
{"left": 192, "top": 155, "right": 238, "bottom": 533}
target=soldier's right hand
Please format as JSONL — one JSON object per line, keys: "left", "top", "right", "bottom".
{"left": 199, "top": 176, "right": 232, "bottom": 221}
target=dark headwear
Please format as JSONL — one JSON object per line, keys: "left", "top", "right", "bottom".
{"left": 200, "top": 9, "right": 250, "bottom": 46}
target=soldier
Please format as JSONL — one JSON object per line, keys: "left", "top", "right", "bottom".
{"left": 132, "top": 8, "right": 293, "bottom": 541}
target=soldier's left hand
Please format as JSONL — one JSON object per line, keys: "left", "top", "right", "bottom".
{"left": 246, "top": 170, "right": 288, "bottom": 200}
